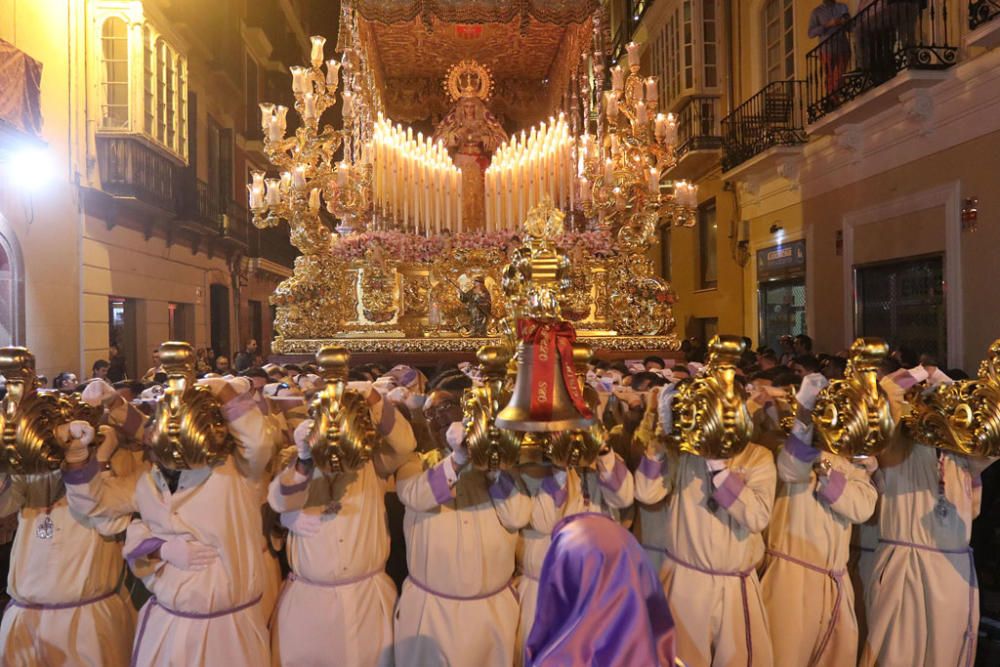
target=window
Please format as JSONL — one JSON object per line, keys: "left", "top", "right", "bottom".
{"left": 245, "top": 53, "right": 260, "bottom": 138}
{"left": 0, "top": 221, "right": 24, "bottom": 346}
{"left": 698, "top": 198, "right": 718, "bottom": 289}
{"left": 650, "top": 1, "right": 719, "bottom": 109}
{"left": 95, "top": 11, "right": 187, "bottom": 160}
{"left": 764, "top": 0, "right": 795, "bottom": 82}
{"left": 100, "top": 17, "right": 129, "bottom": 128}
{"left": 856, "top": 255, "right": 945, "bottom": 363}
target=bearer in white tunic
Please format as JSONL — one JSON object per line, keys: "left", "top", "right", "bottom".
{"left": 761, "top": 372, "right": 878, "bottom": 667}
{"left": 0, "top": 422, "right": 140, "bottom": 667}
{"left": 516, "top": 443, "right": 634, "bottom": 661}
{"left": 123, "top": 376, "right": 277, "bottom": 667}
{"left": 861, "top": 366, "right": 998, "bottom": 667}
{"left": 634, "top": 387, "right": 776, "bottom": 667}
{"left": 395, "top": 422, "right": 531, "bottom": 667}
{"left": 268, "top": 387, "right": 416, "bottom": 667}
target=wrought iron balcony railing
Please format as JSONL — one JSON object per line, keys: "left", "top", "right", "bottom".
{"left": 95, "top": 134, "right": 179, "bottom": 214}
{"left": 970, "top": 0, "right": 1000, "bottom": 30}
{"left": 722, "top": 80, "right": 807, "bottom": 172}
{"left": 806, "top": 0, "right": 957, "bottom": 123}
{"left": 674, "top": 95, "right": 723, "bottom": 159}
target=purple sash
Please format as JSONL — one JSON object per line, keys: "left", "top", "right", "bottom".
{"left": 406, "top": 575, "right": 515, "bottom": 602}
{"left": 130, "top": 594, "right": 262, "bottom": 667}
{"left": 6, "top": 586, "right": 119, "bottom": 612}
{"left": 766, "top": 549, "right": 845, "bottom": 667}
{"left": 661, "top": 548, "right": 756, "bottom": 667}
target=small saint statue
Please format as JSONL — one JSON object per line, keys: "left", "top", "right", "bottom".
{"left": 458, "top": 274, "right": 492, "bottom": 337}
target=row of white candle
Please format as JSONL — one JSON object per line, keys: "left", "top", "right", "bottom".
{"left": 372, "top": 116, "right": 463, "bottom": 237}
{"left": 484, "top": 115, "right": 575, "bottom": 232}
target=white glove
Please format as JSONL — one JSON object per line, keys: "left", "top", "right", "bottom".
{"left": 159, "top": 536, "right": 219, "bottom": 571}
{"left": 386, "top": 386, "right": 410, "bottom": 406}
{"left": 280, "top": 511, "right": 322, "bottom": 537}
{"left": 347, "top": 381, "right": 374, "bottom": 400}
{"left": 95, "top": 425, "right": 118, "bottom": 463}
{"left": 293, "top": 419, "right": 314, "bottom": 461}
{"left": 796, "top": 372, "right": 829, "bottom": 413}
{"left": 228, "top": 377, "right": 252, "bottom": 396}
{"left": 657, "top": 384, "right": 678, "bottom": 433}
{"left": 62, "top": 420, "right": 95, "bottom": 465}
{"left": 196, "top": 377, "right": 230, "bottom": 399}
{"left": 81, "top": 379, "right": 119, "bottom": 407}
{"left": 705, "top": 458, "right": 728, "bottom": 473}
{"left": 446, "top": 421, "right": 469, "bottom": 467}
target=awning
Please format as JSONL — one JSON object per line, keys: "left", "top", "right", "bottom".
{"left": 0, "top": 38, "right": 43, "bottom": 138}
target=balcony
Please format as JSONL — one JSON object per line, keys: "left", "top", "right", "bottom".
{"left": 968, "top": 1, "right": 1000, "bottom": 48}
{"left": 721, "top": 80, "right": 808, "bottom": 178}
{"left": 806, "top": 0, "right": 956, "bottom": 133}
{"left": 666, "top": 96, "right": 723, "bottom": 181}
{"left": 95, "top": 134, "right": 181, "bottom": 215}
{"left": 249, "top": 224, "right": 299, "bottom": 270}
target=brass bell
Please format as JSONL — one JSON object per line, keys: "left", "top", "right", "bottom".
{"left": 495, "top": 335, "right": 595, "bottom": 433}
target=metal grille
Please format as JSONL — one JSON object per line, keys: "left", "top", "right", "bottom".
{"left": 856, "top": 256, "right": 945, "bottom": 362}
{"left": 759, "top": 279, "right": 806, "bottom": 353}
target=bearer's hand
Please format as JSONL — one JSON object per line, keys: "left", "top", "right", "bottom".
{"left": 159, "top": 536, "right": 219, "bottom": 571}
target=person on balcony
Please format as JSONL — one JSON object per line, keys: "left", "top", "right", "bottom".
{"left": 808, "top": 0, "right": 852, "bottom": 99}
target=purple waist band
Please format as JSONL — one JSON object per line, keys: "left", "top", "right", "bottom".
{"left": 662, "top": 549, "right": 756, "bottom": 667}
{"left": 878, "top": 539, "right": 977, "bottom": 667}
{"left": 406, "top": 575, "right": 514, "bottom": 602}
{"left": 289, "top": 569, "right": 381, "bottom": 588}
{"left": 130, "top": 594, "right": 262, "bottom": 667}
{"left": 766, "top": 549, "right": 844, "bottom": 667}
{"left": 7, "top": 586, "right": 119, "bottom": 612}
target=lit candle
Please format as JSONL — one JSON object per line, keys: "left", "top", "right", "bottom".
{"left": 265, "top": 179, "right": 281, "bottom": 206}
{"left": 605, "top": 92, "right": 619, "bottom": 122}
{"left": 337, "top": 161, "right": 350, "bottom": 187}
{"left": 280, "top": 171, "right": 292, "bottom": 192}
{"left": 648, "top": 167, "right": 659, "bottom": 195}
{"left": 326, "top": 59, "right": 340, "bottom": 87}
{"left": 604, "top": 158, "right": 614, "bottom": 184}
{"left": 626, "top": 41, "right": 641, "bottom": 68}
{"left": 645, "top": 77, "right": 658, "bottom": 104}
{"left": 310, "top": 36, "right": 326, "bottom": 68}
{"left": 247, "top": 183, "right": 262, "bottom": 210}
{"left": 308, "top": 187, "right": 321, "bottom": 212}
{"left": 579, "top": 176, "right": 591, "bottom": 203}
{"left": 611, "top": 65, "right": 624, "bottom": 92}
{"left": 259, "top": 103, "right": 274, "bottom": 133}
{"left": 303, "top": 93, "right": 317, "bottom": 122}
{"left": 664, "top": 113, "right": 678, "bottom": 147}
{"left": 342, "top": 91, "right": 354, "bottom": 119}
{"left": 275, "top": 105, "right": 288, "bottom": 136}
{"left": 635, "top": 100, "right": 648, "bottom": 125}
{"left": 292, "top": 165, "right": 307, "bottom": 189}
{"left": 290, "top": 66, "right": 307, "bottom": 94}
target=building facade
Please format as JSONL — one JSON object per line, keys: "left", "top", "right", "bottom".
{"left": 0, "top": 0, "right": 304, "bottom": 380}
{"left": 614, "top": 0, "right": 1000, "bottom": 371}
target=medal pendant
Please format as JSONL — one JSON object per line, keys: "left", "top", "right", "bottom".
{"left": 35, "top": 515, "right": 54, "bottom": 540}
{"left": 935, "top": 498, "right": 950, "bottom": 519}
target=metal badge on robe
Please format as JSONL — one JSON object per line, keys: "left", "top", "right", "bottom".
{"left": 810, "top": 337, "right": 894, "bottom": 459}
{"left": 667, "top": 335, "right": 752, "bottom": 459}
{"left": 0, "top": 347, "right": 103, "bottom": 475}
{"left": 902, "top": 338, "right": 1000, "bottom": 458}
{"left": 148, "top": 342, "right": 234, "bottom": 470}
{"left": 462, "top": 344, "right": 521, "bottom": 471}
{"left": 307, "top": 346, "right": 378, "bottom": 474}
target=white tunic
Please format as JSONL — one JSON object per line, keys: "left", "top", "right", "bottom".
{"left": 0, "top": 448, "right": 142, "bottom": 667}
{"left": 515, "top": 452, "right": 634, "bottom": 664}
{"left": 761, "top": 435, "right": 877, "bottom": 667}
{"left": 861, "top": 443, "right": 995, "bottom": 667}
{"left": 125, "top": 390, "right": 276, "bottom": 667}
{"left": 394, "top": 450, "right": 531, "bottom": 667}
{"left": 267, "top": 398, "right": 415, "bottom": 667}
{"left": 635, "top": 444, "right": 776, "bottom": 667}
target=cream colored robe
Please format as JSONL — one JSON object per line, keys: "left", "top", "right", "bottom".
{"left": 394, "top": 450, "right": 531, "bottom": 667}
{"left": 860, "top": 443, "right": 994, "bottom": 667}
{"left": 0, "top": 448, "right": 142, "bottom": 667}
{"left": 635, "top": 444, "right": 776, "bottom": 667}
{"left": 267, "top": 398, "right": 415, "bottom": 667}
{"left": 514, "top": 452, "right": 634, "bottom": 664}
{"left": 761, "top": 435, "right": 877, "bottom": 667}
{"left": 124, "top": 390, "right": 276, "bottom": 667}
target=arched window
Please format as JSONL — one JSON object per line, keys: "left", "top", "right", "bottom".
{"left": 763, "top": 0, "right": 795, "bottom": 82}
{"left": 0, "top": 217, "right": 25, "bottom": 346}
{"left": 100, "top": 17, "right": 129, "bottom": 128}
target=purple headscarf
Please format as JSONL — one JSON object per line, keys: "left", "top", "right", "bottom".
{"left": 524, "top": 512, "right": 677, "bottom": 667}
